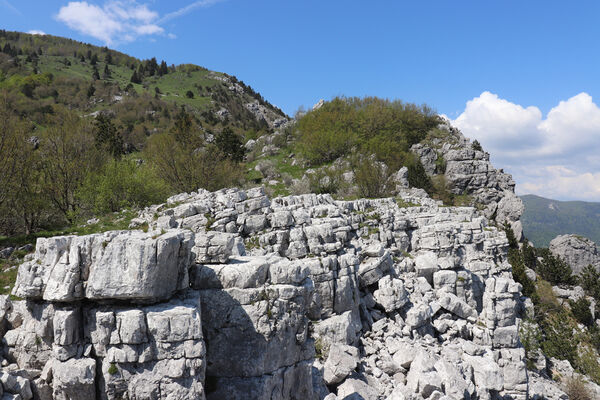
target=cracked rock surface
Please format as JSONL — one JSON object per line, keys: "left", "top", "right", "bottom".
{"left": 1, "top": 184, "right": 541, "bottom": 399}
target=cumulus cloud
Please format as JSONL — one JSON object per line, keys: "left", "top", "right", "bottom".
{"left": 452, "top": 92, "right": 600, "bottom": 201}
{"left": 56, "top": 1, "right": 163, "bottom": 45}
{"left": 27, "top": 30, "right": 46, "bottom": 35}
{"left": 55, "top": 0, "right": 224, "bottom": 45}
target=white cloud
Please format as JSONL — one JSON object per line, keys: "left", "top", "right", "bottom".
{"left": 27, "top": 30, "right": 46, "bottom": 35}
{"left": 158, "top": 0, "right": 225, "bottom": 23}
{"left": 56, "top": 0, "right": 224, "bottom": 45}
{"left": 55, "top": 1, "right": 163, "bottom": 45}
{"left": 1, "top": 0, "right": 21, "bottom": 15}
{"left": 452, "top": 92, "right": 600, "bottom": 201}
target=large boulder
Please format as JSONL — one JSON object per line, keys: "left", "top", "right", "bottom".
{"left": 12, "top": 230, "right": 194, "bottom": 303}
{"left": 549, "top": 234, "right": 600, "bottom": 275}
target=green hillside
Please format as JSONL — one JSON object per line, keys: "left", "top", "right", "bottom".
{"left": 521, "top": 194, "right": 600, "bottom": 247}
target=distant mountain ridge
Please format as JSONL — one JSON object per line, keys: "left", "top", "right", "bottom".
{"left": 520, "top": 194, "right": 600, "bottom": 247}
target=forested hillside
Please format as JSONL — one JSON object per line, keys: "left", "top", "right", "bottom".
{"left": 521, "top": 194, "right": 600, "bottom": 247}
{"left": 0, "top": 30, "right": 286, "bottom": 238}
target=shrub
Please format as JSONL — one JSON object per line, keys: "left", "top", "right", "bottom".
{"left": 508, "top": 248, "right": 536, "bottom": 298}
{"left": 538, "top": 253, "right": 574, "bottom": 286}
{"left": 353, "top": 156, "right": 390, "bottom": 198}
{"left": 539, "top": 310, "right": 578, "bottom": 366}
{"left": 472, "top": 140, "right": 483, "bottom": 151}
{"left": 215, "top": 127, "right": 245, "bottom": 162}
{"left": 406, "top": 158, "right": 433, "bottom": 193}
{"left": 570, "top": 297, "right": 594, "bottom": 327}
{"left": 307, "top": 167, "right": 344, "bottom": 195}
{"left": 564, "top": 375, "right": 592, "bottom": 400}
{"left": 185, "top": 90, "right": 194, "bottom": 99}
{"left": 580, "top": 264, "right": 600, "bottom": 300}
{"left": 145, "top": 133, "right": 242, "bottom": 193}
{"left": 77, "top": 159, "right": 169, "bottom": 214}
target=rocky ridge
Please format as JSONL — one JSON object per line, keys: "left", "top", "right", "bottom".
{"left": 0, "top": 182, "right": 538, "bottom": 400}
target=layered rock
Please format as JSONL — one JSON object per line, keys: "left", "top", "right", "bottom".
{"left": 1, "top": 186, "right": 533, "bottom": 399}
{"left": 411, "top": 123, "right": 525, "bottom": 241}
{"left": 549, "top": 234, "right": 600, "bottom": 275}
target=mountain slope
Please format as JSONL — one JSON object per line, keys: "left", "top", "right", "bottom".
{"left": 0, "top": 30, "right": 287, "bottom": 142}
{"left": 521, "top": 194, "right": 600, "bottom": 247}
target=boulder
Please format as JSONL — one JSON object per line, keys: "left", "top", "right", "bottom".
{"left": 323, "top": 344, "right": 360, "bottom": 385}
{"left": 549, "top": 234, "right": 600, "bottom": 275}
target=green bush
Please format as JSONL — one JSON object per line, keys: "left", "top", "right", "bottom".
{"left": 508, "top": 248, "right": 536, "bottom": 298}
{"left": 570, "top": 297, "right": 594, "bottom": 327}
{"left": 537, "top": 253, "right": 574, "bottom": 286}
{"left": 353, "top": 157, "right": 390, "bottom": 198}
{"left": 145, "top": 133, "right": 242, "bottom": 193}
{"left": 77, "top": 159, "right": 169, "bottom": 214}
{"left": 539, "top": 310, "right": 578, "bottom": 365}
{"left": 307, "top": 167, "right": 344, "bottom": 195}
{"left": 295, "top": 96, "right": 440, "bottom": 166}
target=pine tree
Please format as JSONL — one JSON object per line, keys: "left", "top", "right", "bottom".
{"left": 130, "top": 70, "right": 141, "bottom": 84}
{"left": 103, "top": 64, "right": 111, "bottom": 79}
{"left": 90, "top": 54, "right": 98, "bottom": 65}
{"left": 87, "top": 83, "right": 95, "bottom": 98}
{"left": 92, "top": 66, "right": 100, "bottom": 80}
{"left": 159, "top": 60, "right": 168, "bottom": 76}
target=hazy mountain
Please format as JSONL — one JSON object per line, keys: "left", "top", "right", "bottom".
{"left": 521, "top": 194, "right": 600, "bottom": 247}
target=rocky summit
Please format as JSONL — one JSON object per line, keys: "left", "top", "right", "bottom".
{"left": 1, "top": 175, "right": 550, "bottom": 399}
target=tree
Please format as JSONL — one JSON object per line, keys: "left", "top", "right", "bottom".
{"left": 472, "top": 140, "right": 483, "bottom": 151}
{"left": 40, "top": 110, "right": 105, "bottom": 221}
{"left": 580, "top": 264, "right": 600, "bottom": 300}
{"left": 130, "top": 70, "right": 141, "bottom": 84}
{"left": 92, "top": 66, "right": 100, "bottom": 80}
{"left": 538, "top": 253, "right": 574, "bottom": 285}
{"left": 144, "top": 133, "right": 241, "bottom": 193}
{"left": 87, "top": 83, "right": 95, "bottom": 98}
{"left": 159, "top": 60, "right": 168, "bottom": 76}
{"left": 215, "top": 127, "right": 245, "bottom": 162}
{"left": 103, "top": 64, "right": 111, "bottom": 79}
{"left": 186, "top": 90, "right": 194, "bottom": 99}
{"left": 77, "top": 159, "right": 168, "bottom": 214}
{"left": 90, "top": 53, "right": 98, "bottom": 65}
{"left": 93, "top": 114, "right": 123, "bottom": 157}
{"left": 353, "top": 156, "right": 390, "bottom": 198}
{"left": 171, "top": 107, "right": 200, "bottom": 147}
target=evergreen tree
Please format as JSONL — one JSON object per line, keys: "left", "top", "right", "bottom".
{"left": 538, "top": 253, "right": 574, "bottom": 285}
{"left": 105, "top": 53, "right": 113, "bottom": 65}
{"left": 92, "top": 66, "right": 100, "bottom": 80}
{"left": 93, "top": 114, "right": 123, "bottom": 157}
{"left": 580, "top": 264, "right": 600, "bottom": 300}
{"left": 216, "top": 127, "right": 245, "bottom": 162}
{"left": 103, "top": 64, "right": 111, "bottom": 79}
{"left": 90, "top": 54, "right": 98, "bottom": 65}
{"left": 159, "top": 60, "right": 168, "bottom": 76}
{"left": 130, "top": 70, "right": 141, "bottom": 84}
{"left": 472, "top": 140, "right": 483, "bottom": 151}
{"left": 87, "top": 83, "right": 95, "bottom": 98}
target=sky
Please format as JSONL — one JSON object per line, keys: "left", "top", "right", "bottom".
{"left": 2, "top": 0, "right": 600, "bottom": 201}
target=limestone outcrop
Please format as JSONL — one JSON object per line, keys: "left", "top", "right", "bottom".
{"left": 411, "top": 122, "right": 525, "bottom": 241}
{"left": 549, "top": 234, "right": 600, "bottom": 275}
{"left": 0, "top": 185, "right": 537, "bottom": 399}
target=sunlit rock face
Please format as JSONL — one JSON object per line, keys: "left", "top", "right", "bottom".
{"left": 1, "top": 184, "right": 531, "bottom": 399}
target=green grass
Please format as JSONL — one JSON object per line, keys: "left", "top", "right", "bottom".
{"left": 0, "top": 209, "right": 138, "bottom": 248}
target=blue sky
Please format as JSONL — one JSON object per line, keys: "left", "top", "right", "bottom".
{"left": 3, "top": 0, "right": 600, "bottom": 201}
